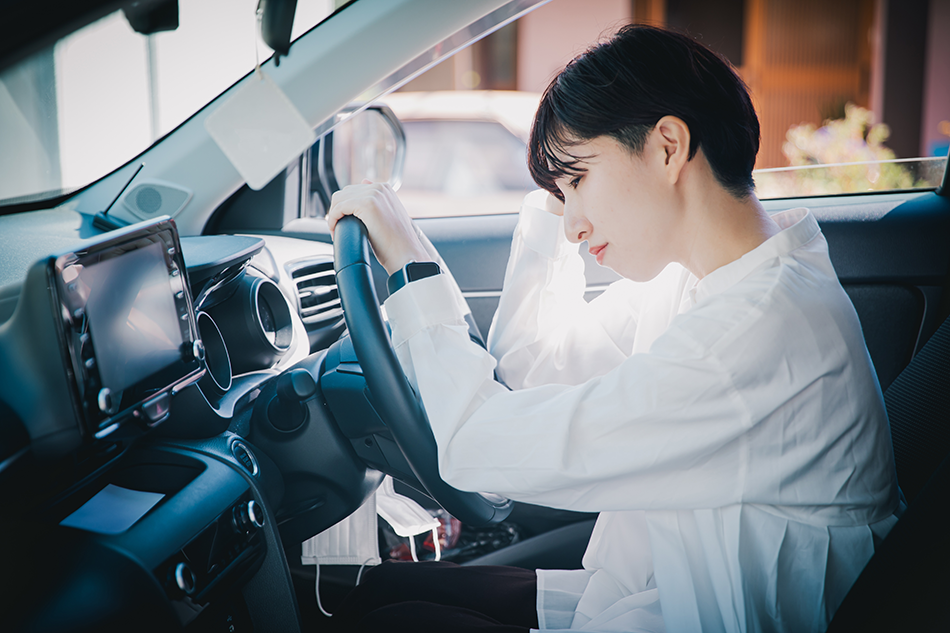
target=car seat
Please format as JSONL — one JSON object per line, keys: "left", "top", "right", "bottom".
{"left": 827, "top": 314, "right": 950, "bottom": 631}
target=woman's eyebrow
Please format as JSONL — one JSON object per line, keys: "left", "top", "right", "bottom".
{"left": 576, "top": 151, "right": 599, "bottom": 165}
{"left": 559, "top": 152, "right": 597, "bottom": 171}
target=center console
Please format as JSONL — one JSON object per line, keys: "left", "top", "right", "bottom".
{"left": 8, "top": 440, "right": 277, "bottom": 632}
{"left": 1, "top": 219, "right": 300, "bottom": 632}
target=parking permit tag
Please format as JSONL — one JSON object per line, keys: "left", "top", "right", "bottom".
{"left": 205, "top": 71, "right": 316, "bottom": 190}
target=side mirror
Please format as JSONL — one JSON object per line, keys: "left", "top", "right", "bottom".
{"left": 310, "top": 104, "right": 407, "bottom": 213}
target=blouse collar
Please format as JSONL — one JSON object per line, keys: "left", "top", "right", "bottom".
{"left": 689, "top": 208, "right": 820, "bottom": 305}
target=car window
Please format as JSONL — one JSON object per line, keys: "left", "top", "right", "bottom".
{"left": 754, "top": 157, "right": 947, "bottom": 198}
{"left": 753, "top": 103, "right": 947, "bottom": 198}
{"left": 361, "top": 0, "right": 947, "bottom": 219}
{"left": 398, "top": 120, "right": 534, "bottom": 218}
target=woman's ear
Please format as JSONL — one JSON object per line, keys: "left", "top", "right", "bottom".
{"left": 654, "top": 116, "right": 691, "bottom": 185}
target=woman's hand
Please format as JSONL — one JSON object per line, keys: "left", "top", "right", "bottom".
{"left": 326, "top": 180, "right": 429, "bottom": 275}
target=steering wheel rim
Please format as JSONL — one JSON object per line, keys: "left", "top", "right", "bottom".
{"left": 333, "top": 215, "right": 512, "bottom": 527}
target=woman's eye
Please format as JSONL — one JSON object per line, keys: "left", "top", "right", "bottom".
{"left": 569, "top": 176, "right": 582, "bottom": 189}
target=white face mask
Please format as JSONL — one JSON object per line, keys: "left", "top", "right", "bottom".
{"left": 376, "top": 476, "right": 442, "bottom": 563}
{"left": 376, "top": 476, "right": 440, "bottom": 537}
{"left": 300, "top": 477, "right": 440, "bottom": 566}
{"left": 301, "top": 493, "right": 382, "bottom": 618}
{"left": 301, "top": 492, "right": 381, "bottom": 568}
{"left": 299, "top": 477, "right": 443, "bottom": 617}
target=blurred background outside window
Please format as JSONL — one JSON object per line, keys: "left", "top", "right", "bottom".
{"left": 385, "top": 0, "right": 950, "bottom": 217}
{"left": 3, "top": 0, "right": 947, "bottom": 214}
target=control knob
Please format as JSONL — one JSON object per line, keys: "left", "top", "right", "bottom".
{"left": 174, "top": 561, "right": 196, "bottom": 596}
{"left": 186, "top": 338, "right": 205, "bottom": 362}
{"left": 233, "top": 499, "right": 265, "bottom": 534}
{"left": 267, "top": 369, "right": 316, "bottom": 432}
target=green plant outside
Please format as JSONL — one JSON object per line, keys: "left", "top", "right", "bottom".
{"left": 754, "top": 103, "right": 947, "bottom": 199}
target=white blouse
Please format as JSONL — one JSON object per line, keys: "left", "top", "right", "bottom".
{"left": 383, "top": 193, "right": 900, "bottom": 632}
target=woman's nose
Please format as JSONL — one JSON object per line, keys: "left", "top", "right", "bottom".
{"left": 563, "top": 201, "right": 592, "bottom": 244}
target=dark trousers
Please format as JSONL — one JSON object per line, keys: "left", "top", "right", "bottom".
{"left": 330, "top": 560, "right": 539, "bottom": 632}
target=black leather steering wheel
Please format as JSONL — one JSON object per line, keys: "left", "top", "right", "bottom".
{"left": 333, "top": 215, "right": 513, "bottom": 527}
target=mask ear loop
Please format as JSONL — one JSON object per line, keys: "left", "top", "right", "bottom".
{"left": 315, "top": 556, "right": 379, "bottom": 618}
{"left": 405, "top": 527, "right": 442, "bottom": 562}
{"left": 315, "top": 562, "right": 333, "bottom": 618}
{"left": 432, "top": 527, "right": 442, "bottom": 561}
{"left": 355, "top": 557, "right": 375, "bottom": 585}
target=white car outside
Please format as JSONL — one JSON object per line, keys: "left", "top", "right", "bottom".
{"left": 382, "top": 90, "right": 541, "bottom": 218}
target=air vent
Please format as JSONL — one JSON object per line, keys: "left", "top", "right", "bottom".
{"left": 290, "top": 259, "right": 342, "bottom": 327}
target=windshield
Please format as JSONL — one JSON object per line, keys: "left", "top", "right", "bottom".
{"left": 2, "top": 0, "right": 945, "bottom": 211}
{"left": 0, "top": 0, "right": 344, "bottom": 207}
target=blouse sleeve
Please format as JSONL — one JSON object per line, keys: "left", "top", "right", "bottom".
{"left": 487, "top": 191, "right": 644, "bottom": 389}
{"left": 384, "top": 274, "right": 750, "bottom": 513}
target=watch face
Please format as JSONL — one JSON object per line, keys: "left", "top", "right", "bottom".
{"left": 388, "top": 261, "right": 441, "bottom": 296}
{"left": 406, "top": 262, "right": 441, "bottom": 281}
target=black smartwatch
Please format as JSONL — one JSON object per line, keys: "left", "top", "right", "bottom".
{"left": 387, "top": 261, "right": 442, "bottom": 295}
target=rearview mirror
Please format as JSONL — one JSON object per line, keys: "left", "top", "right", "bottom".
{"left": 123, "top": 0, "right": 180, "bottom": 35}
{"left": 259, "top": 0, "right": 297, "bottom": 62}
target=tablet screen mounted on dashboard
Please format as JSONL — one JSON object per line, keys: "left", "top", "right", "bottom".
{"left": 49, "top": 219, "right": 203, "bottom": 440}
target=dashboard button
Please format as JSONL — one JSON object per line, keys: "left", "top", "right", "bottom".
{"left": 97, "top": 388, "right": 114, "bottom": 413}
{"left": 174, "top": 562, "right": 196, "bottom": 595}
{"left": 142, "top": 392, "right": 171, "bottom": 424}
{"left": 231, "top": 440, "right": 259, "bottom": 476}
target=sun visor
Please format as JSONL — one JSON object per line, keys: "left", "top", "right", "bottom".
{"left": 205, "top": 71, "right": 316, "bottom": 190}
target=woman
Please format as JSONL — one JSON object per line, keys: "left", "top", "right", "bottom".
{"left": 326, "top": 24, "right": 899, "bottom": 633}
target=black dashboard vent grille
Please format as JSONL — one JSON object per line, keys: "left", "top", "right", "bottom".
{"left": 291, "top": 260, "right": 342, "bottom": 327}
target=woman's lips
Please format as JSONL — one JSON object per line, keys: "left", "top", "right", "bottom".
{"left": 589, "top": 243, "right": 607, "bottom": 264}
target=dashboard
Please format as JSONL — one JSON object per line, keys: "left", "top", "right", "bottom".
{"left": 0, "top": 210, "right": 381, "bottom": 632}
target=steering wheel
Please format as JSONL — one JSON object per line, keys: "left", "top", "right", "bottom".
{"left": 333, "top": 215, "right": 513, "bottom": 527}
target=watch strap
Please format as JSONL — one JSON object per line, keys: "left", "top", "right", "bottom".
{"left": 387, "top": 261, "right": 442, "bottom": 295}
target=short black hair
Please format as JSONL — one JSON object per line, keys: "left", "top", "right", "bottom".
{"left": 528, "top": 24, "right": 760, "bottom": 200}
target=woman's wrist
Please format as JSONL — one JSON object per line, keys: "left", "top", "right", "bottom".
{"left": 521, "top": 199, "right": 566, "bottom": 259}
{"left": 385, "top": 245, "right": 432, "bottom": 276}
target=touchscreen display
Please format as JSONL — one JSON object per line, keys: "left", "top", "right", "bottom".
{"left": 48, "top": 219, "right": 199, "bottom": 441}
{"left": 79, "top": 240, "right": 184, "bottom": 393}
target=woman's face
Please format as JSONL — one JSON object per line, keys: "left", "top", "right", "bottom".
{"left": 554, "top": 133, "right": 683, "bottom": 282}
